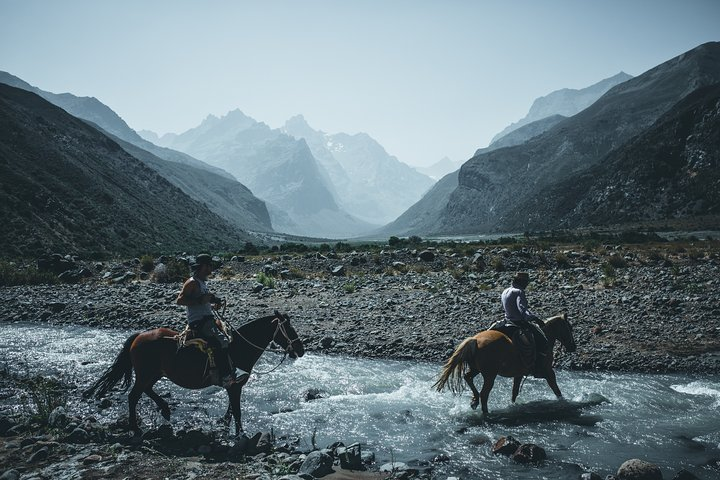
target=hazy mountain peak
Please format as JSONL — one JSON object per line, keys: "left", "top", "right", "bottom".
{"left": 490, "top": 71, "right": 633, "bottom": 145}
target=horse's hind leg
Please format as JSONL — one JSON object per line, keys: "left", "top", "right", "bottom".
{"left": 479, "top": 372, "right": 497, "bottom": 415}
{"left": 128, "top": 383, "right": 145, "bottom": 434}
{"left": 144, "top": 382, "right": 171, "bottom": 420}
{"left": 463, "top": 369, "right": 481, "bottom": 410}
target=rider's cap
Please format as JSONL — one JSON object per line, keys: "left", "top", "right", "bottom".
{"left": 191, "top": 254, "right": 213, "bottom": 270}
{"left": 514, "top": 272, "right": 530, "bottom": 283}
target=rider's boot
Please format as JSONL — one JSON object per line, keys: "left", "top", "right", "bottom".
{"left": 215, "top": 348, "right": 237, "bottom": 388}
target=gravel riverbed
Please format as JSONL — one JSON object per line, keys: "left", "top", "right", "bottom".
{"left": 1, "top": 241, "right": 719, "bottom": 479}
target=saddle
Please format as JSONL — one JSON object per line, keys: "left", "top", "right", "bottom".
{"left": 173, "top": 319, "right": 234, "bottom": 386}
{"left": 488, "top": 320, "right": 536, "bottom": 371}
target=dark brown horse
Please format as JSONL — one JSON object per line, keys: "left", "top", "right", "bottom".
{"left": 84, "top": 311, "right": 304, "bottom": 435}
{"left": 433, "top": 313, "right": 576, "bottom": 414}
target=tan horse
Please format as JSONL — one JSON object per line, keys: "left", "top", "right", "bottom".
{"left": 433, "top": 313, "right": 576, "bottom": 414}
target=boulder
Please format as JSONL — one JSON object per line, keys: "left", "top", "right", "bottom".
{"left": 48, "top": 406, "right": 68, "bottom": 428}
{"left": 64, "top": 427, "right": 90, "bottom": 443}
{"left": 0, "top": 416, "right": 16, "bottom": 436}
{"left": 299, "top": 450, "right": 334, "bottom": 477}
{"left": 581, "top": 473, "right": 603, "bottom": 480}
{"left": 511, "top": 443, "right": 546, "bottom": 463}
{"left": 617, "top": 459, "right": 663, "bottom": 480}
{"left": 252, "top": 283, "right": 264, "bottom": 293}
{"left": 331, "top": 265, "right": 346, "bottom": 277}
{"left": 0, "top": 470, "right": 20, "bottom": 480}
{"left": 418, "top": 250, "right": 435, "bottom": 262}
{"left": 26, "top": 446, "right": 49, "bottom": 463}
{"left": 492, "top": 435, "right": 521, "bottom": 456}
{"left": 338, "top": 442, "right": 363, "bottom": 470}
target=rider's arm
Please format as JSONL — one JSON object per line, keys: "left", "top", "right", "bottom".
{"left": 176, "top": 279, "right": 209, "bottom": 306}
{"left": 516, "top": 290, "right": 539, "bottom": 323}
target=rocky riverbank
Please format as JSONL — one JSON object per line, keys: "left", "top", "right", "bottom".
{"left": 1, "top": 240, "right": 720, "bottom": 479}
{"left": 2, "top": 241, "right": 720, "bottom": 373}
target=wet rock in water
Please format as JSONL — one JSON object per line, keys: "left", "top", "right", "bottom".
{"left": 48, "top": 406, "right": 68, "bottom": 428}
{"left": 302, "top": 388, "right": 325, "bottom": 402}
{"left": 580, "top": 473, "right": 603, "bottom": 480}
{"left": 0, "top": 469, "right": 20, "bottom": 480}
{"left": 617, "top": 459, "right": 663, "bottom": 480}
{"left": 511, "top": 443, "right": 546, "bottom": 463}
{"left": 380, "top": 462, "right": 409, "bottom": 473}
{"left": 299, "top": 450, "right": 334, "bottom": 477}
{"left": 320, "top": 336, "right": 334, "bottom": 349}
{"left": 671, "top": 470, "right": 699, "bottom": 480}
{"left": 492, "top": 435, "right": 521, "bottom": 456}
{"left": 27, "top": 446, "right": 49, "bottom": 463}
{"left": 256, "top": 431, "right": 273, "bottom": 453}
{"left": 338, "top": 443, "right": 363, "bottom": 470}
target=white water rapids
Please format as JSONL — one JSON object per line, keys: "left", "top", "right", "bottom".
{"left": 1, "top": 322, "right": 719, "bottom": 479}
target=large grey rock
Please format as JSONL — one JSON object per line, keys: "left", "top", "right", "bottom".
{"left": 617, "top": 459, "right": 663, "bottom": 480}
{"left": 511, "top": 443, "right": 546, "bottom": 463}
{"left": 0, "top": 470, "right": 20, "bottom": 480}
{"left": 299, "top": 450, "right": 334, "bottom": 477}
{"left": 48, "top": 406, "right": 68, "bottom": 428}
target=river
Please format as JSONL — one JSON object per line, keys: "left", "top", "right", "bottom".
{"left": 1, "top": 323, "right": 719, "bottom": 479}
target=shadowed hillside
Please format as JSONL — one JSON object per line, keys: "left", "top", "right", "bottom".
{"left": 0, "top": 84, "right": 250, "bottom": 258}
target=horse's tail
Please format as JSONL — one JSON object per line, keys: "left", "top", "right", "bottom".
{"left": 433, "top": 336, "right": 478, "bottom": 394}
{"left": 83, "top": 333, "right": 139, "bottom": 399}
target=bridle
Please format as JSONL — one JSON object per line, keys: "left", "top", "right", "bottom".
{"left": 213, "top": 307, "right": 301, "bottom": 374}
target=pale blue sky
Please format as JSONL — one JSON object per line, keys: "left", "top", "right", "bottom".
{"left": 1, "top": 0, "right": 718, "bottom": 167}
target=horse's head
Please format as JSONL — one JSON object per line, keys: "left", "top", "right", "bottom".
{"left": 546, "top": 312, "right": 576, "bottom": 353}
{"left": 272, "top": 311, "right": 305, "bottom": 359}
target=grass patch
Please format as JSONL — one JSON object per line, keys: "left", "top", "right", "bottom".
{"left": 16, "top": 374, "right": 68, "bottom": 425}
{"left": 0, "top": 261, "right": 58, "bottom": 286}
{"left": 343, "top": 281, "right": 357, "bottom": 294}
{"left": 257, "top": 272, "right": 276, "bottom": 289}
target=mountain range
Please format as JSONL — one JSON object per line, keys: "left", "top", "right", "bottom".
{"left": 381, "top": 42, "right": 720, "bottom": 236}
{"left": 0, "top": 83, "right": 251, "bottom": 258}
{"left": 0, "top": 71, "right": 273, "bottom": 235}
{"left": 148, "top": 111, "right": 434, "bottom": 237}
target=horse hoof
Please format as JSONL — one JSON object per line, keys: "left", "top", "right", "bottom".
{"left": 470, "top": 400, "right": 479, "bottom": 410}
{"left": 161, "top": 409, "right": 171, "bottom": 421}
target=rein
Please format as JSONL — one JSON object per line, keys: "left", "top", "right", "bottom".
{"left": 212, "top": 308, "right": 298, "bottom": 375}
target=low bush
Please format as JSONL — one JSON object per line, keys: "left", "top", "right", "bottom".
{"left": 0, "top": 261, "right": 58, "bottom": 286}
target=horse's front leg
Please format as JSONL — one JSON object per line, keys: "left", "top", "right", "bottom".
{"left": 226, "top": 384, "right": 244, "bottom": 436}
{"left": 144, "top": 384, "right": 171, "bottom": 421}
{"left": 511, "top": 376, "right": 523, "bottom": 403}
{"left": 545, "top": 368, "right": 563, "bottom": 398}
{"left": 463, "top": 369, "right": 480, "bottom": 410}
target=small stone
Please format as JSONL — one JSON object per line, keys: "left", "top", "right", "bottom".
{"left": 82, "top": 454, "right": 102, "bottom": 465}
{"left": 0, "top": 469, "right": 20, "bottom": 480}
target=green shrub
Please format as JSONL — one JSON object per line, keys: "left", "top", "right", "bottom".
{"left": 19, "top": 375, "right": 68, "bottom": 425}
{"left": 140, "top": 254, "right": 155, "bottom": 272}
{"left": 257, "top": 272, "right": 276, "bottom": 289}
{"left": 152, "top": 258, "right": 188, "bottom": 283}
{"left": 343, "top": 281, "right": 356, "bottom": 294}
{"left": 0, "top": 261, "right": 58, "bottom": 286}
{"left": 601, "top": 262, "right": 616, "bottom": 287}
